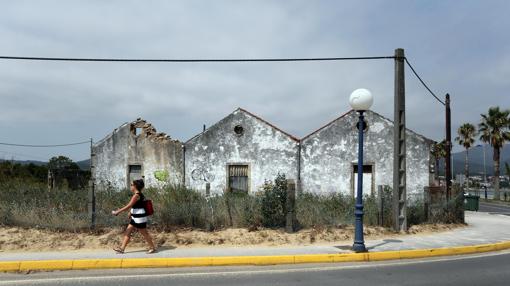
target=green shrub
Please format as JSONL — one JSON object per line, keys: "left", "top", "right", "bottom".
{"left": 296, "top": 192, "right": 354, "bottom": 227}
{"left": 152, "top": 185, "right": 206, "bottom": 229}
{"left": 260, "top": 173, "right": 287, "bottom": 228}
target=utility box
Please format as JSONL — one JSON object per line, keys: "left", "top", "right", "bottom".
{"left": 464, "top": 195, "right": 479, "bottom": 211}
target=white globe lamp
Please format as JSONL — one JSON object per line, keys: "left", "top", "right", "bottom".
{"left": 349, "top": 88, "right": 373, "bottom": 111}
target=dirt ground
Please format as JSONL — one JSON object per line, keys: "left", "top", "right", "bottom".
{"left": 0, "top": 223, "right": 464, "bottom": 252}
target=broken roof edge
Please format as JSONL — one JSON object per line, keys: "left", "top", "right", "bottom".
{"left": 301, "top": 109, "right": 435, "bottom": 144}
{"left": 184, "top": 107, "right": 300, "bottom": 144}
{"left": 93, "top": 118, "right": 180, "bottom": 148}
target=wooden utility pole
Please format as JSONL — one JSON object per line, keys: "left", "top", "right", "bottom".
{"left": 393, "top": 48, "right": 407, "bottom": 232}
{"left": 445, "top": 94, "right": 452, "bottom": 201}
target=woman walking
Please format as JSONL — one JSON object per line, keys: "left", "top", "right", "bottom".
{"left": 112, "top": 179, "right": 156, "bottom": 254}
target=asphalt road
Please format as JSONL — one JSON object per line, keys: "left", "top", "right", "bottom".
{"left": 479, "top": 201, "right": 510, "bottom": 215}
{"left": 1, "top": 250, "right": 510, "bottom": 286}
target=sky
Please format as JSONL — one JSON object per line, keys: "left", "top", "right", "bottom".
{"left": 0, "top": 0, "right": 509, "bottom": 162}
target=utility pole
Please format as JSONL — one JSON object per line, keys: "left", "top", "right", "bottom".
{"left": 393, "top": 48, "right": 407, "bottom": 232}
{"left": 445, "top": 94, "right": 452, "bottom": 201}
{"left": 89, "top": 138, "right": 96, "bottom": 229}
{"left": 483, "top": 144, "right": 487, "bottom": 184}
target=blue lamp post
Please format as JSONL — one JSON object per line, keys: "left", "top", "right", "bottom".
{"left": 349, "top": 88, "right": 374, "bottom": 253}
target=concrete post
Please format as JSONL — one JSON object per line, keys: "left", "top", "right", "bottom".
{"left": 286, "top": 179, "right": 296, "bottom": 233}
{"left": 445, "top": 94, "right": 452, "bottom": 201}
{"left": 89, "top": 138, "right": 96, "bottom": 229}
{"left": 205, "top": 182, "right": 214, "bottom": 231}
{"left": 181, "top": 145, "right": 186, "bottom": 186}
{"left": 377, "top": 185, "right": 384, "bottom": 226}
{"left": 393, "top": 48, "right": 407, "bottom": 232}
{"left": 88, "top": 180, "right": 96, "bottom": 228}
{"left": 424, "top": 187, "right": 430, "bottom": 222}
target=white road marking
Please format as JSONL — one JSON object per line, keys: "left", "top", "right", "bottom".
{"left": 1, "top": 250, "right": 510, "bottom": 285}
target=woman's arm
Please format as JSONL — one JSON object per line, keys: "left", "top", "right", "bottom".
{"left": 112, "top": 194, "right": 139, "bottom": 216}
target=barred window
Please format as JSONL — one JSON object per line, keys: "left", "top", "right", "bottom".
{"left": 228, "top": 164, "right": 249, "bottom": 192}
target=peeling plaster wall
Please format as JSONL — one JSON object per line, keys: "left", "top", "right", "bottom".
{"left": 92, "top": 120, "right": 183, "bottom": 190}
{"left": 185, "top": 109, "right": 299, "bottom": 194}
{"left": 301, "top": 110, "right": 433, "bottom": 196}
{"left": 92, "top": 109, "right": 432, "bottom": 195}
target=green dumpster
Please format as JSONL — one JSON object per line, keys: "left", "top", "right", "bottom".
{"left": 464, "top": 195, "right": 480, "bottom": 211}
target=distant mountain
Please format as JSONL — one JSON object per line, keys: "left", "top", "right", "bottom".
{"left": 0, "top": 158, "right": 91, "bottom": 171}
{"left": 76, "top": 159, "right": 91, "bottom": 170}
{"left": 0, "top": 159, "right": 46, "bottom": 166}
{"left": 439, "top": 144, "right": 510, "bottom": 176}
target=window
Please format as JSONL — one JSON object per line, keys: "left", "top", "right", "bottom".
{"left": 128, "top": 164, "right": 142, "bottom": 187}
{"left": 131, "top": 125, "right": 143, "bottom": 136}
{"left": 228, "top": 164, "right": 249, "bottom": 192}
{"left": 352, "top": 164, "right": 374, "bottom": 197}
{"left": 234, "top": 125, "right": 244, "bottom": 136}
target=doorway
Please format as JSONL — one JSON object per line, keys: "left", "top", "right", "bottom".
{"left": 351, "top": 163, "right": 375, "bottom": 197}
{"left": 128, "top": 164, "right": 142, "bottom": 188}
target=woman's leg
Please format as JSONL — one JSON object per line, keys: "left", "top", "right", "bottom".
{"left": 139, "top": 228, "right": 156, "bottom": 250}
{"left": 120, "top": 224, "right": 136, "bottom": 251}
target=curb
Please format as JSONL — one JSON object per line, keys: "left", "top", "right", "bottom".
{"left": 1, "top": 241, "right": 510, "bottom": 272}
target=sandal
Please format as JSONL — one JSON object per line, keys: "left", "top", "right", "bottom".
{"left": 113, "top": 246, "right": 125, "bottom": 254}
{"left": 146, "top": 248, "right": 157, "bottom": 254}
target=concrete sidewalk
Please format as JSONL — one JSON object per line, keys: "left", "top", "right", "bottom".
{"left": 1, "top": 211, "right": 509, "bottom": 262}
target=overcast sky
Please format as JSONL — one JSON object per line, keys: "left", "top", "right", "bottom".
{"left": 0, "top": 0, "right": 509, "bottom": 161}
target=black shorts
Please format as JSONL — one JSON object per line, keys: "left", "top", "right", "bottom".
{"left": 129, "top": 219, "right": 147, "bottom": 229}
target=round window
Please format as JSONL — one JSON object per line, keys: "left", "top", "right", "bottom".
{"left": 234, "top": 125, "right": 244, "bottom": 136}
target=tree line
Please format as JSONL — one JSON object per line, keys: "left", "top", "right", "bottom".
{"left": 0, "top": 156, "right": 89, "bottom": 188}
{"left": 432, "top": 106, "right": 510, "bottom": 200}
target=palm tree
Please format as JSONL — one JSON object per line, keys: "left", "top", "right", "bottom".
{"left": 431, "top": 140, "right": 447, "bottom": 183}
{"left": 455, "top": 123, "right": 476, "bottom": 188}
{"left": 479, "top": 107, "right": 510, "bottom": 200}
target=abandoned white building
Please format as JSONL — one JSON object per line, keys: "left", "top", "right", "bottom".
{"left": 92, "top": 108, "right": 434, "bottom": 195}
{"left": 185, "top": 108, "right": 300, "bottom": 193}
{"left": 91, "top": 118, "right": 183, "bottom": 190}
{"left": 300, "top": 110, "right": 434, "bottom": 196}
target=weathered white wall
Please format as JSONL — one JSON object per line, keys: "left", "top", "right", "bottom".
{"left": 185, "top": 109, "right": 299, "bottom": 194}
{"left": 93, "top": 110, "right": 433, "bottom": 196}
{"left": 300, "top": 110, "right": 433, "bottom": 196}
{"left": 92, "top": 120, "right": 183, "bottom": 190}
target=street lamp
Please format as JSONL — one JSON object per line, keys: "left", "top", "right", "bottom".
{"left": 349, "top": 88, "right": 373, "bottom": 253}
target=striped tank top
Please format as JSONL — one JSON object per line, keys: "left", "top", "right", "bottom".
{"left": 130, "top": 192, "right": 148, "bottom": 224}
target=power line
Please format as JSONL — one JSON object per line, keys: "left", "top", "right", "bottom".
{"left": 0, "top": 140, "right": 90, "bottom": 147}
{"left": 1, "top": 53, "right": 445, "bottom": 105}
{"left": 404, "top": 58, "right": 445, "bottom": 106}
{"left": 0, "top": 55, "right": 395, "bottom": 62}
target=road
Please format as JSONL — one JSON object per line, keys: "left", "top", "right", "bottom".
{"left": 479, "top": 201, "right": 510, "bottom": 215}
{"left": 1, "top": 250, "right": 510, "bottom": 286}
